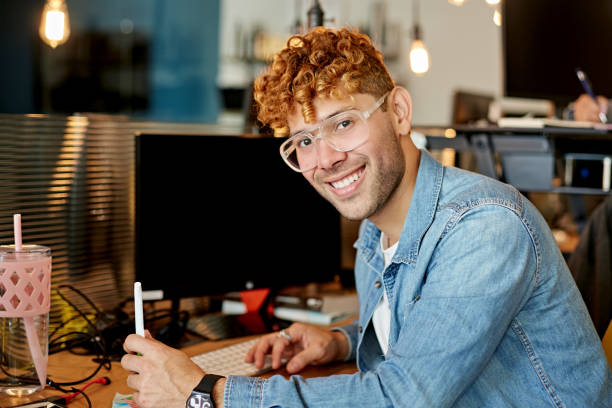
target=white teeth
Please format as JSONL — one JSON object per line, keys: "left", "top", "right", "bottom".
{"left": 331, "top": 169, "right": 362, "bottom": 189}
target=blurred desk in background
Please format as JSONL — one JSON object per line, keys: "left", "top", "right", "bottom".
{"left": 419, "top": 124, "right": 612, "bottom": 195}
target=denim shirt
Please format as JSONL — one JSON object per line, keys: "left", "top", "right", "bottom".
{"left": 224, "top": 150, "right": 612, "bottom": 407}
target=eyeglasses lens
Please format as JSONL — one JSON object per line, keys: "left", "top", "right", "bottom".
{"left": 282, "top": 111, "right": 368, "bottom": 171}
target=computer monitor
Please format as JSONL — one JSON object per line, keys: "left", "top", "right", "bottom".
{"left": 135, "top": 133, "right": 342, "bottom": 301}
{"left": 451, "top": 90, "right": 494, "bottom": 125}
{"left": 503, "top": 0, "right": 612, "bottom": 108}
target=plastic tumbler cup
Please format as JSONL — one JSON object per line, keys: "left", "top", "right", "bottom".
{"left": 0, "top": 245, "right": 52, "bottom": 396}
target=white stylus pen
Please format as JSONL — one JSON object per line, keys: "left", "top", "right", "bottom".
{"left": 134, "top": 282, "right": 145, "bottom": 337}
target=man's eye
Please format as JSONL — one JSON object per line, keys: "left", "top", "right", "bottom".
{"left": 336, "top": 119, "right": 354, "bottom": 132}
{"left": 297, "top": 137, "right": 312, "bottom": 148}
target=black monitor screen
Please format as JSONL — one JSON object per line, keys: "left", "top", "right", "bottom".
{"left": 135, "top": 134, "right": 341, "bottom": 299}
{"left": 503, "top": 0, "right": 612, "bottom": 107}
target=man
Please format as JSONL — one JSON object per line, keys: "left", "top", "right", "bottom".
{"left": 122, "top": 27, "right": 611, "bottom": 407}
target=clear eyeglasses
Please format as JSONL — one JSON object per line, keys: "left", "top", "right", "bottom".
{"left": 280, "top": 92, "right": 389, "bottom": 172}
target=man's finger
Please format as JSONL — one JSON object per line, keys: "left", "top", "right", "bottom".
{"left": 286, "top": 345, "right": 325, "bottom": 373}
{"left": 123, "top": 333, "right": 146, "bottom": 354}
{"left": 270, "top": 337, "right": 289, "bottom": 369}
{"left": 124, "top": 333, "right": 163, "bottom": 356}
{"left": 245, "top": 340, "right": 258, "bottom": 363}
{"left": 126, "top": 371, "right": 142, "bottom": 391}
{"left": 253, "top": 335, "right": 277, "bottom": 368}
{"left": 121, "top": 353, "right": 146, "bottom": 374}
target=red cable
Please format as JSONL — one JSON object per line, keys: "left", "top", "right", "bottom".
{"left": 63, "top": 376, "right": 111, "bottom": 404}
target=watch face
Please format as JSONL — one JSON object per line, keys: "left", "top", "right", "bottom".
{"left": 187, "top": 392, "right": 213, "bottom": 408}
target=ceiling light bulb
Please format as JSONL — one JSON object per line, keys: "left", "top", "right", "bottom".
{"left": 486, "top": 0, "right": 500, "bottom": 5}
{"left": 448, "top": 0, "right": 466, "bottom": 6}
{"left": 39, "top": 0, "right": 70, "bottom": 48}
{"left": 409, "top": 39, "right": 430, "bottom": 75}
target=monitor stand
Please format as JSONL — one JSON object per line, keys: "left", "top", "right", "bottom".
{"left": 156, "top": 296, "right": 190, "bottom": 347}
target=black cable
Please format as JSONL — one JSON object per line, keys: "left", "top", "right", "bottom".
{"left": 57, "top": 284, "right": 102, "bottom": 314}
{"left": 45, "top": 285, "right": 112, "bottom": 386}
{"left": 46, "top": 383, "right": 92, "bottom": 408}
{"left": 54, "top": 286, "right": 102, "bottom": 337}
{"left": 49, "top": 331, "right": 104, "bottom": 360}
{"left": 47, "top": 331, "right": 110, "bottom": 386}
{"left": 49, "top": 331, "right": 90, "bottom": 352}
{"left": 49, "top": 313, "right": 83, "bottom": 340}
{"left": 71, "top": 387, "right": 92, "bottom": 408}
{"left": 51, "top": 286, "right": 110, "bottom": 361}
{"left": 143, "top": 309, "right": 190, "bottom": 324}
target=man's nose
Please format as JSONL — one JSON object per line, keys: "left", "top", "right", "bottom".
{"left": 315, "top": 138, "right": 347, "bottom": 170}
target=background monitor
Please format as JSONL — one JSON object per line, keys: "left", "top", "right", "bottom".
{"left": 135, "top": 133, "right": 342, "bottom": 301}
{"left": 451, "top": 90, "right": 494, "bottom": 125}
{"left": 503, "top": 0, "right": 612, "bottom": 108}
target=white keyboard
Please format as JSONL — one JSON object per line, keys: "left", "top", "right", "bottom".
{"left": 191, "top": 337, "right": 275, "bottom": 377}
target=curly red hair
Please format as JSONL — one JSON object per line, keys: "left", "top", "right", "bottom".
{"left": 253, "top": 27, "right": 395, "bottom": 132}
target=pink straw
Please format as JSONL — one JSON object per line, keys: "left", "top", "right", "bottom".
{"left": 13, "top": 214, "right": 22, "bottom": 251}
{"left": 14, "top": 214, "right": 46, "bottom": 387}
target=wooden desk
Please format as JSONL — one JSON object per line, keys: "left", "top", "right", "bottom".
{"left": 0, "top": 335, "right": 358, "bottom": 408}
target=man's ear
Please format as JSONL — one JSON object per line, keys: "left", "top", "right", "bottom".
{"left": 388, "top": 87, "right": 413, "bottom": 136}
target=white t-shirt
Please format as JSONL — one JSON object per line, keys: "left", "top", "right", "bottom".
{"left": 372, "top": 234, "right": 398, "bottom": 355}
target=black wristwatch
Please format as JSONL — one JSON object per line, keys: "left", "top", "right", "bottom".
{"left": 186, "top": 374, "right": 225, "bottom": 408}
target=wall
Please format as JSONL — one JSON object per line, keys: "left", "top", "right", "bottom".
{"left": 67, "top": 0, "right": 222, "bottom": 123}
{"left": 219, "top": 0, "right": 502, "bottom": 125}
{"left": 399, "top": 0, "right": 502, "bottom": 125}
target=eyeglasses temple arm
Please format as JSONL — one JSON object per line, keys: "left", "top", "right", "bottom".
{"left": 363, "top": 92, "right": 389, "bottom": 119}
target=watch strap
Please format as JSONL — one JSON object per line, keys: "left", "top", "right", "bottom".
{"left": 195, "top": 374, "right": 225, "bottom": 394}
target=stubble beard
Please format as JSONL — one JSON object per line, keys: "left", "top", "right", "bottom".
{"left": 317, "top": 132, "right": 406, "bottom": 222}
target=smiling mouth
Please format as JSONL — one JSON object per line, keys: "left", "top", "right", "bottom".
{"left": 329, "top": 166, "right": 365, "bottom": 190}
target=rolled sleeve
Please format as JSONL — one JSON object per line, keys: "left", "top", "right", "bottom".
{"left": 224, "top": 375, "right": 267, "bottom": 408}
{"left": 331, "top": 322, "right": 358, "bottom": 361}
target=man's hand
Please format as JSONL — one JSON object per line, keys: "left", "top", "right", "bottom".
{"left": 245, "top": 323, "right": 349, "bottom": 374}
{"left": 121, "top": 331, "right": 206, "bottom": 408}
{"left": 574, "top": 94, "right": 609, "bottom": 122}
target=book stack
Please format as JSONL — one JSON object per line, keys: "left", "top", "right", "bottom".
{"left": 219, "top": 288, "right": 359, "bottom": 326}
{"left": 272, "top": 292, "right": 359, "bottom": 325}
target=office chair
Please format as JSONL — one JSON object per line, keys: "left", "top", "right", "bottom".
{"left": 567, "top": 194, "right": 612, "bottom": 338}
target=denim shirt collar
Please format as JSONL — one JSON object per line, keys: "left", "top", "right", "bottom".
{"left": 354, "top": 149, "right": 444, "bottom": 266}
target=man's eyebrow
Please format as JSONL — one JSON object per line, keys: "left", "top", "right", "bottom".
{"left": 289, "top": 106, "right": 355, "bottom": 137}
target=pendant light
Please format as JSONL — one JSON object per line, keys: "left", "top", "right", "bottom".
{"left": 409, "top": 0, "right": 430, "bottom": 75}
{"left": 39, "top": 0, "right": 71, "bottom": 49}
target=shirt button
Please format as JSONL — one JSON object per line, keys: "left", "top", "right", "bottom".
{"left": 359, "top": 325, "right": 363, "bottom": 333}
{"left": 375, "top": 280, "right": 381, "bottom": 288}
